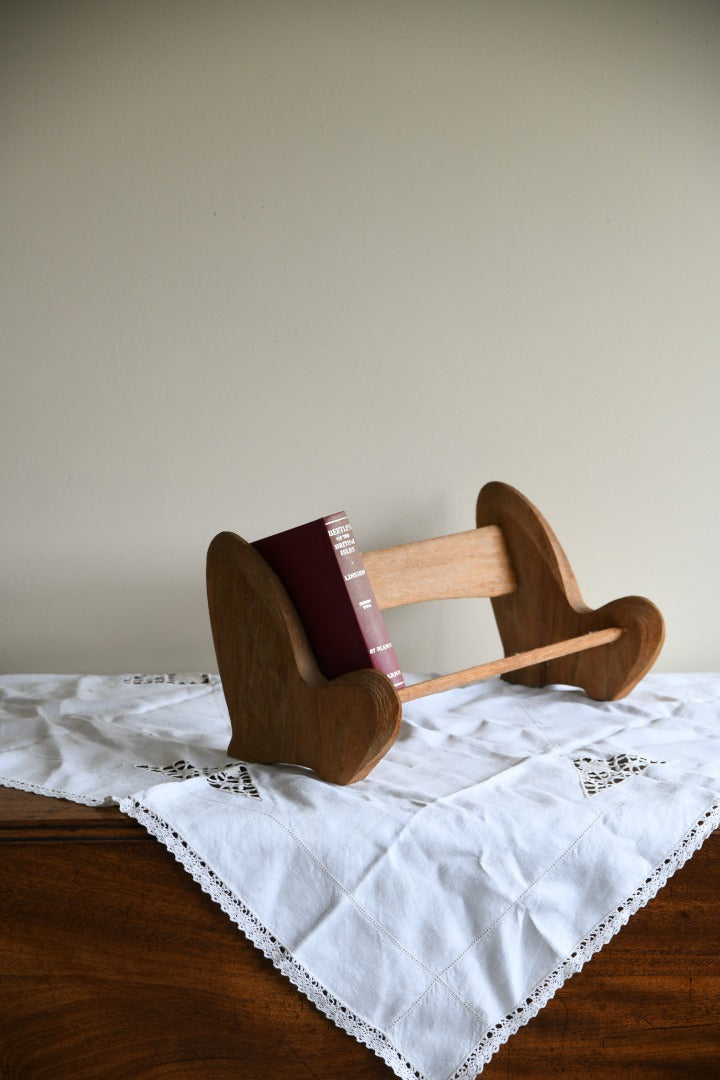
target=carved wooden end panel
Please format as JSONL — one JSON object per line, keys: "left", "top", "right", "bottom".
{"left": 206, "top": 532, "right": 402, "bottom": 785}
{"left": 476, "top": 483, "right": 665, "bottom": 700}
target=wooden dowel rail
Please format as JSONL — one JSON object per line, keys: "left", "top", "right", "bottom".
{"left": 397, "top": 627, "right": 625, "bottom": 703}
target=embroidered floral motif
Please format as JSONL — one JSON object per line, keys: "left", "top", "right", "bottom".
{"left": 573, "top": 753, "right": 662, "bottom": 797}
{"left": 124, "top": 673, "right": 211, "bottom": 685}
{"left": 135, "top": 759, "right": 262, "bottom": 798}
{"left": 206, "top": 764, "right": 261, "bottom": 799}
{"left": 136, "top": 759, "right": 210, "bottom": 779}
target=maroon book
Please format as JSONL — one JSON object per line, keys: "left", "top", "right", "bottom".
{"left": 253, "top": 513, "right": 405, "bottom": 689}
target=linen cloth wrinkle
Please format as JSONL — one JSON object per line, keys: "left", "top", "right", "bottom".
{"left": 390, "top": 777, "right": 660, "bottom": 1029}
{"left": 1, "top": 672, "right": 720, "bottom": 1080}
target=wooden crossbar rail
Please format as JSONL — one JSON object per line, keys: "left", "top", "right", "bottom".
{"left": 363, "top": 525, "right": 516, "bottom": 610}
{"left": 397, "top": 627, "right": 625, "bottom": 704}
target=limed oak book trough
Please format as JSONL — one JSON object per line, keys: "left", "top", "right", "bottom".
{"left": 207, "top": 482, "right": 665, "bottom": 785}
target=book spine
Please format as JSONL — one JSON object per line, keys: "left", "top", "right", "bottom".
{"left": 322, "top": 514, "right": 405, "bottom": 690}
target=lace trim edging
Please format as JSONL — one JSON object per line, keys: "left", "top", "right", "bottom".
{"left": 119, "top": 795, "right": 428, "bottom": 1080}
{"left": 451, "top": 801, "right": 720, "bottom": 1079}
{"left": 0, "top": 775, "right": 112, "bottom": 807}
{"left": 119, "top": 797, "right": 720, "bottom": 1080}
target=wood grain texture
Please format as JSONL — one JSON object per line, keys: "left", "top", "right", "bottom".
{"left": 1, "top": 788, "right": 718, "bottom": 1079}
{"left": 206, "top": 531, "right": 402, "bottom": 784}
{"left": 476, "top": 482, "right": 665, "bottom": 700}
{"left": 362, "top": 525, "right": 516, "bottom": 609}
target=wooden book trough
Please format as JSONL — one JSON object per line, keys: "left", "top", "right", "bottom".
{"left": 207, "top": 482, "right": 665, "bottom": 785}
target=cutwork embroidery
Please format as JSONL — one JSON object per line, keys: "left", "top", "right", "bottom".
{"left": 573, "top": 754, "right": 662, "bottom": 797}
{"left": 136, "top": 759, "right": 229, "bottom": 780}
{"left": 135, "top": 759, "right": 262, "bottom": 798}
{"left": 124, "top": 673, "right": 211, "bottom": 685}
{"left": 206, "top": 765, "right": 261, "bottom": 799}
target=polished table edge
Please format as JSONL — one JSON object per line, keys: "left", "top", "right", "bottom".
{"left": 0, "top": 785, "right": 145, "bottom": 840}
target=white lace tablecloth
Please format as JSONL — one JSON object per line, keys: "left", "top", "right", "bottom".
{"left": 2, "top": 671, "right": 720, "bottom": 1079}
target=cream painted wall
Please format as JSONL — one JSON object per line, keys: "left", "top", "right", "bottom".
{"left": 2, "top": 1, "right": 719, "bottom": 677}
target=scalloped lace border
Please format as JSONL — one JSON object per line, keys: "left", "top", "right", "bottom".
{"left": 451, "top": 802, "right": 720, "bottom": 1078}
{"left": 0, "top": 776, "right": 113, "bottom": 807}
{"left": 119, "top": 795, "right": 720, "bottom": 1080}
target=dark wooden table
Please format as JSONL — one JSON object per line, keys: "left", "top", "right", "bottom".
{"left": 1, "top": 787, "right": 718, "bottom": 1079}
